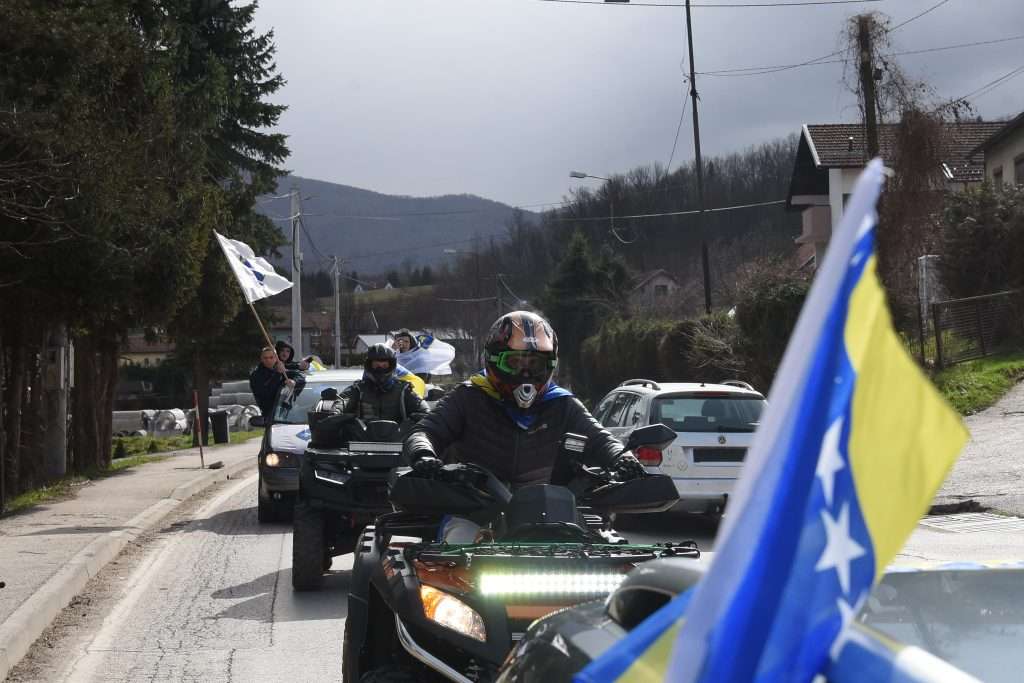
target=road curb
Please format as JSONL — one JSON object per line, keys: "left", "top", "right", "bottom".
{"left": 0, "top": 459, "right": 256, "bottom": 680}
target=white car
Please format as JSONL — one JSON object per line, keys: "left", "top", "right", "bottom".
{"left": 593, "top": 379, "right": 766, "bottom": 514}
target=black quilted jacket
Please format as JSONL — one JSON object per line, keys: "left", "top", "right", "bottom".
{"left": 403, "top": 383, "right": 624, "bottom": 488}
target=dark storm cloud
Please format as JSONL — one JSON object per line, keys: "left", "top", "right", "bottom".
{"left": 253, "top": 0, "right": 1024, "bottom": 205}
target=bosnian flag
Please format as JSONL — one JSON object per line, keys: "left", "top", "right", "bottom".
{"left": 214, "top": 231, "right": 292, "bottom": 303}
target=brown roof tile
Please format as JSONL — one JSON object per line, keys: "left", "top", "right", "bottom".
{"left": 805, "top": 121, "right": 1005, "bottom": 183}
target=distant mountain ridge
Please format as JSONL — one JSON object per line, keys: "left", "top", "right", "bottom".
{"left": 259, "top": 175, "right": 535, "bottom": 274}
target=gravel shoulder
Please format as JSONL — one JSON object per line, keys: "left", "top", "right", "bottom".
{"left": 934, "top": 380, "right": 1024, "bottom": 516}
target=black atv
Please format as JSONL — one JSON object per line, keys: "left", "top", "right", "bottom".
{"left": 292, "top": 413, "right": 418, "bottom": 591}
{"left": 342, "top": 424, "right": 700, "bottom": 683}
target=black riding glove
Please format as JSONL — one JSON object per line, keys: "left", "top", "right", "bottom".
{"left": 411, "top": 456, "right": 443, "bottom": 477}
{"left": 612, "top": 453, "right": 646, "bottom": 480}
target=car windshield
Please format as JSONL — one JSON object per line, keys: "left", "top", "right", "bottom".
{"left": 651, "top": 393, "right": 765, "bottom": 433}
{"left": 272, "top": 380, "right": 354, "bottom": 424}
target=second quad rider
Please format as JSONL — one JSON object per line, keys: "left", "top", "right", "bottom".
{"left": 403, "top": 310, "right": 645, "bottom": 542}
{"left": 334, "top": 343, "right": 428, "bottom": 420}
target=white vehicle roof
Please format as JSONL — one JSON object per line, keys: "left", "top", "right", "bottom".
{"left": 303, "top": 367, "right": 363, "bottom": 382}
{"left": 616, "top": 378, "right": 764, "bottom": 398}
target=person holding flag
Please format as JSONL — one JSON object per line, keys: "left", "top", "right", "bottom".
{"left": 392, "top": 328, "right": 456, "bottom": 379}
{"left": 575, "top": 160, "right": 973, "bottom": 683}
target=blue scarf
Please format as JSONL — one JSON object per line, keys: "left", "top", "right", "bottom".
{"left": 471, "top": 371, "right": 573, "bottom": 430}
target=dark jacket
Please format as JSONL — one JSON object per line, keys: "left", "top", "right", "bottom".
{"left": 340, "top": 378, "right": 428, "bottom": 422}
{"left": 250, "top": 364, "right": 285, "bottom": 416}
{"left": 274, "top": 340, "right": 306, "bottom": 379}
{"left": 403, "top": 383, "right": 624, "bottom": 488}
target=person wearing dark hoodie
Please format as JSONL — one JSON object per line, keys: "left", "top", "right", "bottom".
{"left": 249, "top": 346, "right": 294, "bottom": 417}
{"left": 274, "top": 340, "right": 310, "bottom": 379}
{"left": 403, "top": 311, "right": 645, "bottom": 543}
{"left": 333, "top": 343, "right": 428, "bottom": 421}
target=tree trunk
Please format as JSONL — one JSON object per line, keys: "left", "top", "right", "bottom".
{"left": 0, "top": 330, "right": 7, "bottom": 511}
{"left": 71, "top": 332, "right": 119, "bottom": 473}
{"left": 4, "top": 337, "right": 25, "bottom": 501}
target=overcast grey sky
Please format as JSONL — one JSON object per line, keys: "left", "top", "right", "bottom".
{"left": 252, "top": 0, "right": 1024, "bottom": 207}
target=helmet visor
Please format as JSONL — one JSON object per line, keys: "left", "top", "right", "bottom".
{"left": 489, "top": 350, "right": 556, "bottom": 382}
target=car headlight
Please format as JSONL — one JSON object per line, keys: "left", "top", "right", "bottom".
{"left": 264, "top": 452, "right": 281, "bottom": 467}
{"left": 420, "top": 586, "right": 486, "bottom": 642}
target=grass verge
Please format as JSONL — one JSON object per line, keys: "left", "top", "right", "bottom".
{"left": 5, "top": 430, "right": 263, "bottom": 516}
{"left": 933, "top": 350, "right": 1024, "bottom": 415}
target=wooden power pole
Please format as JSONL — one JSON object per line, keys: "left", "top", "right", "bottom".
{"left": 857, "top": 14, "right": 881, "bottom": 158}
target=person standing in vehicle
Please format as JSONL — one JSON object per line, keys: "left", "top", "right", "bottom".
{"left": 403, "top": 311, "right": 645, "bottom": 541}
{"left": 250, "top": 346, "right": 294, "bottom": 417}
{"left": 335, "top": 343, "right": 428, "bottom": 421}
{"left": 274, "top": 339, "right": 310, "bottom": 377}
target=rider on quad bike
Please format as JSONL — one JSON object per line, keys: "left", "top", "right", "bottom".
{"left": 339, "top": 343, "right": 429, "bottom": 420}
{"left": 403, "top": 310, "right": 646, "bottom": 542}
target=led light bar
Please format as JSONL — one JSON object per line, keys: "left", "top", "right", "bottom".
{"left": 479, "top": 572, "right": 625, "bottom": 596}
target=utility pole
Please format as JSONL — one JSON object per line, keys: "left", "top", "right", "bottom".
{"left": 496, "top": 275, "right": 504, "bottom": 319}
{"left": 331, "top": 255, "right": 342, "bottom": 368}
{"left": 290, "top": 187, "right": 302, "bottom": 358}
{"left": 857, "top": 14, "right": 880, "bottom": 158}
{"left": 686, "top": 0, "right": 712, "bottom": 314}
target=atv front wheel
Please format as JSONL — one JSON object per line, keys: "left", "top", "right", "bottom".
{"left": 358, "top": 666, "right": 423, "bottom": 683}
{"left": 292, "top": 500, "right": 326, "bottom": 591}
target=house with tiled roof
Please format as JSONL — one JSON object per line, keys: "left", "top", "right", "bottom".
{"left": 629, "top": 269, "right": 681, "bottom": 311}
{"left": 973, "top": 111, "right": 1024, "bottom": 187}
{"left": 787, "top": 120, "right": 1004, "bottom": 268}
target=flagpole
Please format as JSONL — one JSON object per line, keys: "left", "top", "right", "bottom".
{"left": 248, "top": 301, "right": 276, "bottom": 350}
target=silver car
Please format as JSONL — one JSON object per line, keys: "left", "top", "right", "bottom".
{"left": 593, "top": 379, "right": 766, "bottom": 513}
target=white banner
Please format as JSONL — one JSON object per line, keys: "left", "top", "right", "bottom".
{"left": 214, "top": 231, "right": 292, "bottom": 304}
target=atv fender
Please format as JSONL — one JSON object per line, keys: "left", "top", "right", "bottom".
{"left": 344, "top": 525, "right": 381, "bottom": 682}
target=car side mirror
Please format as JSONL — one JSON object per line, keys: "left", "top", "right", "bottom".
{"left": 249, "top": 415, "right": 267, "bottom": 428}
{"left": 426, "top": 387, "right": 446, "bottom": 401}
{"left": 625, "top": 423, "right": 675, "bottom": 452}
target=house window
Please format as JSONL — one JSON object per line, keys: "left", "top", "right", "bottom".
{"left": 993, "top": 167, "right": 1004, "bottom": 187}
{"left": 654, "top": 284, "right": 669, "bottom": 297}
{"left": 1015, "top": 155, "right": 1024, "bottom": 186}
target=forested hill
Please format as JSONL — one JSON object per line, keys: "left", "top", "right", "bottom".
{"left": 260, "top": 175, "right": 535, "bottom": 273}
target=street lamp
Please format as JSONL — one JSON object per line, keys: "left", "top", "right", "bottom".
{"left": 569, "top": 170, "right": 617, "bottom": 239}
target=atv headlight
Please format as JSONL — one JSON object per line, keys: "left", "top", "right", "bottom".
{"left": 479, "top": 572, "right": 624, "bottom": 597}
{"left": 420, "top": 586, "right": 486, "bottom": 642}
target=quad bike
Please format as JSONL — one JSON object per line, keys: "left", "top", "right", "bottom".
{"left": 292, "top": 413, "right": 419, "bottom": 591}
{"left": 342, "top": 424, "right": 700, "bottom": 682}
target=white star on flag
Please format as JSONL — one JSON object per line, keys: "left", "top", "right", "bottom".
{"left": 829, "top": 593, "right": 868, "bottom": 660}
{"left": 815, "top": 418, "right": 845, "bottom": 506}
{"left": 815, "top": 503, "right": 866, "bottom": 595}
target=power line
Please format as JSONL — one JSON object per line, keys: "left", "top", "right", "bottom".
{"left": 697, "top": 0, "right": 953, "bottom": 77}
{"left": 888, "top": 0, "right": 950, "bottom": 32}
{"left": 948, "top": 63, "right": 1024, "bottom": 106}
{"left": 665, "top": 80, "right": 690, "bottom": 171}
{"left": 550, "top": 198, "right": 786, "bottom": 222}
{"left": 497, "top": 275, "right": 527, "bottom": 304}
{"left": 700, "top": 33, "right": 1024, "bottom": 77}
{"left": 532, "top": 0, "right": 883, "bottom": 6}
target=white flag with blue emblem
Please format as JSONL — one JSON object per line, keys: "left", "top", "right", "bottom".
{"left": 214, "top": 231, "right": 292, "bottom": 303}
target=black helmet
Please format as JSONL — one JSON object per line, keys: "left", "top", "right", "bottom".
{"left": 483, "top": 311, "right": 558, "bottom": 409}
{"left": 364, "top": 343, "right": 398, "bottom": 387}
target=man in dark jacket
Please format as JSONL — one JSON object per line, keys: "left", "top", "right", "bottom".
{"left": 338, "top": 343, "right": 428, "bottom": 421}
{"left": 403, "top": 311, "right": 644, "bottom": 542}
{"left": 250, "top": 347, "right": 294, "bottom": 417}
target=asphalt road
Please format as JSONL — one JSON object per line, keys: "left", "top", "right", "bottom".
{"left": 10, "top": 473, "right": 717, "bottom": 683}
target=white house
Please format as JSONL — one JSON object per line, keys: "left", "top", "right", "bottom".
{"left": 974, "top": 111, "right": 1024, "bottom": 187}
{"left": 787, "top": 121, "right": 1004, "bottom": 268}
{"left": 353, "top": 333, "right": 393, "bottom": 354}
{"left": 629, "top": 270, "right": 681, "bottom": 310}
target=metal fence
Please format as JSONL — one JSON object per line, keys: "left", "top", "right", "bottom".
{"left": 931, "top": 290, "right": 1021, "bottom": 369}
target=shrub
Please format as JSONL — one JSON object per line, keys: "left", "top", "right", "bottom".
{"left": 733, "top": 259, "right": 810, "bottom": 389}
{"left": 939, "top": 183, "right": 1024, "bottom": 299}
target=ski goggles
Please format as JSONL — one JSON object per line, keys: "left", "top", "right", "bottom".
{"left": 489, "top": 350, "right": 556, "bottom": 378}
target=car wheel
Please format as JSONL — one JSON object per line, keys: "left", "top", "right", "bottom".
{"left": 292, "top": 500, "right": 326, "bottom": 591}
{"left": 257, "top": 474, "right": 276, "bottom": 523}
